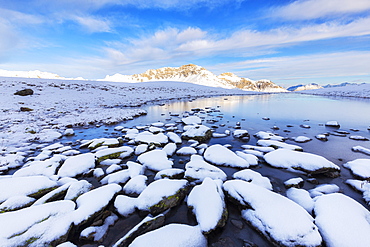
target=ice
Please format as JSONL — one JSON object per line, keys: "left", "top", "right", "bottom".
{"left": 137, "top": 150, "right": 173, "bottom": 171}
{"left": 257, "top": 140, "right": 303, "bottom": 151}
{"left": 343, "top": 159, "right": 370, "bottom": 179}
{"left": 232, "top": 169, "right": 272, "bottom": 190}
{"left": 184, "top": 155, "right": 227, "bottom": 182}
{"left": 224, "top": 180, "right": 322, "bottom": 247}
{"left": 57, "top": 153, "right": 95, "bottom": 178}
{"left": 264, "top": 149, "right": 340, "bottom": 174}
{"left": 204, "top": 144, "right": 249, "bottom": 168}
{"left": 187, "top": 178, "right": 226, "bottom": 233}
{"left": 0, "top": 176, "right": 58, "bottom": 203}
{"left": 123, "top": 175, "right": 148, "bottom": 195}
{"left": 314, "top": 193, "right": 370, "bottom": 247}
{"left": 176, "top": 146, "right": 197, "bottom": 155}
{"left": 286, "top": 188, "right": 314, "bottom": 213}
{"left": 129, "top": 224, "right": 207, "bottom": 247}
{"left": 182, "top": 116, "right": 202, "bottom": 125}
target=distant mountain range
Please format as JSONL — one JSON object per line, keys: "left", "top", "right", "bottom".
{"left": 0, "top": 66, "right": 366, "bottom": 92}
{"left": 100, "top": 64, "right": 287, "bottom": 92}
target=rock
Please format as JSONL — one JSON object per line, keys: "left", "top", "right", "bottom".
{"left": 137, "top": 150, "right": 173, "bottom": 172}
{"left": 315, "top": 134, "right": 328, "bottom": 141}
{"left": 182, "top": 116, "right": 202, "bottom": 125}
{"left": 257, "top": 140, "right": 303, "bottom": 151}
{"left": 136, "top": 179, "right": 188, "bottom": 215}
{"left": 182, "top": 125, "right": 212, "bottom": 142}
{"left": 233, "top": 169, "right": 272, "bottom": 190}
{"left": 154, "top": 168, "right": 185, "bottom": 180}
{"left": 349, "top": 135, "right": 369, "bottom": 141}
{"left": 343, "top": 159, "right": 370, "bottom": 179}
{"left": 284, "top": 177, "right": 304, "bottom": 188}
{"left": 231, "top": 219, "right": 243, "bottom": 229}
{"left": 314, "top": 193, "right": 370, "bottom": 247}
{"left": 20, "top": 107, "right": 33, "bottom": 111}
{"left": 63, "top": 129, "right": 75, "bottom": 136}
{"left": 325, "top": 121, "right": 340, "bottom": 128}
{"left": 264, "top": 149, "right": 340, "bottom": 175}
{"left": 233, "top": 130, "right": 250, "bottom": 141}
{"left": 57, "top": 153, "right": 96, "bottom": 178}
{"left": 95, "top": 146, "right": 134, "bottom": 163}
{"left": 184, "top": 155, "right": 227, "bottom": 183}
{"left": 187, "top": 178, "right": 227, "bottom": 234}
{"left": 292, "top": 136, "right": 312, "bottom": 143}
{"left": 113, "top": 213, "right": 166, "bottom": 247}
{"left": 14, "top": 88, "right": 34, "bottom": 96}
{"left": 224, "top": 180, "right": 322, "bottom": 247}
{"left": 204, "top": 144, "right": 250, "bottom": 168}
{"left": 128, "top": 224, "right": 207, "bottom": 247}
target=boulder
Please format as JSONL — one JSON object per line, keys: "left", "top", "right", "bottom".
{"left": 14, "top": 88, "right": 34, "bottom": 96}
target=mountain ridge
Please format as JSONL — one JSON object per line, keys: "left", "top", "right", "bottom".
{"left": 101, "top": 64, "right": 287, "bottom": 92}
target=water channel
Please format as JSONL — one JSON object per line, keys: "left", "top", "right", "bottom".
{"left": 62, "top": 93, "right": 370, "bottom": 247}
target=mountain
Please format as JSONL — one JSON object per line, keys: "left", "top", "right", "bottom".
{"left": 323, "top": 82, "right": 365, "bottom": 88}
{"left": 0, "top": 69, "right": 85, "bottom": 80}
{"left": 101, "top": 64, "right": 287, "bottom": 92}
{"left": 287, "top": 83, "right": 323, "bottom": 91}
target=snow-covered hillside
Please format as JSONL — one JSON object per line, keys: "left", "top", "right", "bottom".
{"left": 0, "top": 69, "right": 85, "bottom": 80}
{"left": 287, "top": 83, "right": 323, "bottom": 91}
{"left": 101, "top": 64, "right": 287, "bottom": 92}
{"left": 298, "top": 83, "right": 370, "bottom": 98}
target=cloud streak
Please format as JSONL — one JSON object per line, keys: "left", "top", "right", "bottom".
{"left": 270, "top": 0, "right": 370, "bottom": 20}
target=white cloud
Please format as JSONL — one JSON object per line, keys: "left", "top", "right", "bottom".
{"left": 208, "top": 51, "right": 370, "bottom": 82}
{"left": 271, "top": 0, "right": 370, "bottom": 20}
{"left": 73, "top": 15, "right": 112, "bottom": 33}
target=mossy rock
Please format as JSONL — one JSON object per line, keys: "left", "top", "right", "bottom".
{"left": 149, "top": 187, "right": 188, "bottom": 215}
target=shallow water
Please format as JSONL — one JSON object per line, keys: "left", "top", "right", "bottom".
{"left": 61, "top": 93, "right": 370, "bottom": 246}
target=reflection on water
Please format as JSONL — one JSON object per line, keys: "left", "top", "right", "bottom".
{"left": 70, "top": 93, "right": 370, "bottom": 247}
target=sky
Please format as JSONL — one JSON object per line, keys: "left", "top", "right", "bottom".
{"left": 0, "top": 0, "right": 370, "bottom": 86}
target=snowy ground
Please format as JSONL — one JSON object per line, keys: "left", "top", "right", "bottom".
{"left": 1, "top": 77, "right": 370, "bottom": 247}
{"left": 0, "top": 77, "right": 256, "bottom": 152}
{"left": 298, "top": 83, "right": 370, "bottom": 98}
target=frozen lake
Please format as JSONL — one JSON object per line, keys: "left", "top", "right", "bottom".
{"left": 68, "top": 93, "right": 370, "bottom": 247}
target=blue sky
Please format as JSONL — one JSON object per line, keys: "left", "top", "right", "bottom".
{"left": 0, "top": 0, "right": 370, "bottom": 86}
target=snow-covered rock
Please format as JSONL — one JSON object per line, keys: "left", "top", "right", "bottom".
{"left": 284, "top": 177, "right": 304, "bottom": 188}
{"left": 254, "top": 131, "right": 285, "bottom": 141}
{"left": 264, "top": 149, "right": 340, "bottom": 175}
{"left": 176, "top": 146, "right": 197, "bottom": 156}
{"left": 123, "top": 175, "right": 148, "bottom": 195}
{"left": 204, "top": 144, "right": 249, "bottom": 168}
{"left": 286, "top": 188, "right": 314, "bottom": 213}
{"left": 95, "top": 146, "right": 134, "bottom": 162}
{"left": 184, "top": 155, "right": 227, "bottom": 183}
{"left": 166, "top": 132, "right": 182, "bottom": 144}
{"left": 224, "top": 180, "right": 322, "bottom": 247}
{"left": 57, "top": 153, "right": 95, "bottom": 178}
{"left": 129, "top": 223, "right": 207, "bottom": 247}
{"left": 137, "top": 150, "right": 173, "bottom": 171}
{"left": 181, "top": 125, "right": 212, "bottom": 142}
{"left": 309, "top": 184, "right": 340, "bottom": 198}
{"left": 257, "top": 140, "right": 303, "bottom": 151}
{"left": 182, "top": 116, "right": 202, "bottom": 125}
{"left": 235, "top": 151, "right": 258, "bottom": 167}
{"left": 292, "top": 136, "right": 312, "bottom": 143}
{"left": 232, "top": 169, "right": 273, "bottom": 190}
{"left": 162, "top": 143, "right": 177, "bottom": 157}
{"left": 343, "top": 159, "right": 370, "bottom": 179}
{"left": 345, "top": 179, "right": 370, "bottom": 205}
{"left": 314, "top": 193, "right": 370, "bottom": 247}
{"left": 352, "top": 146, "right": 370, "bottom": 155}
{"left": 325, "top": 121, "right": 340, "bottom": 128}
{"left": 187, "top": 178, "right": 227, "bottom": 234}
{"left": 154, "top": 168, "right": 185, "bottom": 180}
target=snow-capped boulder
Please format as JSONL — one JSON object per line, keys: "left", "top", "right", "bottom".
{"left": 95, "top": 146, "right": 134, "bottom": 162}
{"left": 129, "top": 224, "right": 207, "bottom": 247}
{"left": 181, "top": 125, "right": 212, "bottom": 142}
{"left": 187, "top": 178, "right": 227, "bottom": 234}
{"left": 182, "top": 116, "right": 202, "bottom": 125}
{"left": 314, "top": 193, "right": 370, "bottom": 247}
{"left": 233, "top": 130, "right": 250, "bottom": 141}
{"left": 224, "top": 180, "right": 322, "bottom": 247}
{"left": 136, "top": 179, "right": 188, "bottom": 214}
{"left": 57, "top": 153, "right": 96, "bottom": 178}
{"left": 176, "top": 146, "right": 197, "bottom": 156}
{"left": 257, "top": 140, "right": 303, "bottom": 151}
{"left": 264, "top": 149, "right": 340, "bottom": 175}
{"left": 325, "top": 121, "right": 340, "bottom": 128}
{"left": 184, "top": 155, "right": 227, "bottom": 183}
{"left": 286, "top": 188, "right": 314, "bottom": 214}
{"left": 137, "top": 150, "right": 173, "bottom": 172}
{"left": 343, "top": 159, "right": 370, "bottom": 179}
{"left": 232, "top": 169, "right": 273, "bottom": 190}
{"left": 154, "top": 168, "right": 185, "bottom": 180}
{"left": 204, "top": 144, "right": 249, "bottom": 168}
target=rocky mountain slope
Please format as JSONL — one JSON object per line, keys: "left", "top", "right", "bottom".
{"left": 101, "top": 64, "right": 287, "bottom": 92}
{"left": 287, "top": 83, "right": 323, "bottom": 91}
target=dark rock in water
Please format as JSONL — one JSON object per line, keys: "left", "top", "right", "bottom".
{"left": 306, "top": 178, "right": 319, "bottom": 185}
{"left": 211, "top": 237, "right": 237, "bottom": 247}
{"left": 14, "top": 88, "right": 34, "bottom": 96}
{"left": 329, "top": 132, "right": 347, "bottom": 137}
{"left": 20, "top": 107, "right": 33, "bottom": 112}
{"left": 231, "top": 219, "right": 243, "bottom": 229}
{"left": 335, "top": 130, "right": 350, "bottom": 135}
{"left": 325, "top": 121, "right": 340, "bottom": 128}
{"left": 300, "top": 124, "right": 310, "bottom": 129}
{"left": 243, "top": 240, "right": 258, "bottom": 247}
